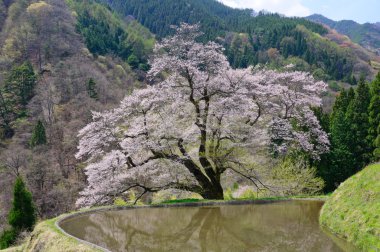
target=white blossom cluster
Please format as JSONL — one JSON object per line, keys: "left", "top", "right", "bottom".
{"left": 76, "top": 24, "right": 329, "bottom": 207}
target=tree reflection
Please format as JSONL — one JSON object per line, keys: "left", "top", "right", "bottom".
{"left": 61, "top": 201, "right": 350, "bottom": 252}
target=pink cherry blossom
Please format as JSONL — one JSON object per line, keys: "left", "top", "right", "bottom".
{"left": 76, "top": 24, "right": 329, "bottom": 207}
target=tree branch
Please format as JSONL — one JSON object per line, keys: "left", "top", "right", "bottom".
{"left": 228, "top": 166, "right": 274, "bottom": 193}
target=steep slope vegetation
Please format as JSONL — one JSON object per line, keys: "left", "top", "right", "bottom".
{"left": 323, "top": 27, "right": 380, "bottom": 75}
{"left": 67, "top": 0, "right": 154, "bottom": 72}
{"left": 307, "top": 14, "right": 380, "bottom": 55}
{"left": 99, "top": 0, "right": 326, "bottom": 38}
{"left": 0, "top": 0, "right": 148, "bottom": 228}
{"left": 320, "top": 164, "right": 380, "bottom": 250}
{"left": 99, "top": 0, "right": 376, "bottom": 83}
{"left": 2, "top": 217, "right": 98, "bottom": 252}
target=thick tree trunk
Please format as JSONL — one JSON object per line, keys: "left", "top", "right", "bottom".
{"left": 200, "top": 181, "right": 224, "bottom": 200}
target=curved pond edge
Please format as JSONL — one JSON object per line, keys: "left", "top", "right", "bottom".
{"left": 55, "top": 198, "right": 327, "bottom": 252}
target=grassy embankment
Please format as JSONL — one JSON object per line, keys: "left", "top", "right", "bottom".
{"left": 320, "top": 163, "right": 380, "bottom": 251}
{"left": 1, "top": 216, "right": 100, "bottom": 252}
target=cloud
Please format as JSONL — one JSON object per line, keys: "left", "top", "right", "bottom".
{"left": 218, "top": 0, "right": 312, "bottom": 17}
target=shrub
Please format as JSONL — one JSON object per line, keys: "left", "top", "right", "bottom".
{"left": 328, "top": 81, "right": 341, "bottom": 92}
{"left": 0, "top": 228, "right": 17, "bottom": 249}
{"left": 271, "top": 158, "right": 324, "bottom": 196}
{"left": 114, "top": 197, "right": 128, "bottom": 206}
{"left": 239, "top": 187, "right": 257, "bottom": 199}
{"left": 232, "top": 185, "right": 257, "bottom": 199}
{"left": 223, "top": 188, "right": 233, "bottom": 200}
{"left": 127, "top": 54, "right": 139, "bottom": 69}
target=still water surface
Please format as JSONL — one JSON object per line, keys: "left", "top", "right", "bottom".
{"left": 60, "top": 201, "right": 355, "bottom": 252}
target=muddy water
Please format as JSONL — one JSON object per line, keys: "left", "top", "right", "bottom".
{"left": 59, "top": 201, "right": 355, "bottom": 252}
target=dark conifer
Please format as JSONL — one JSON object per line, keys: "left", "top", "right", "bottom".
{"left": 8, "top": 177, "right": 36, "bottom": 231}
{"left": 30, "top": 120, "right": 47, "bottom": 147}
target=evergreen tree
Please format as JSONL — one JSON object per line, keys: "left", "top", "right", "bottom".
{"left": 347, "top": 87, "right": 355, "bottom": 101}
{"left": 351, "top": 75, "right": 357, "bottom": 85}
{"left": 127, "top": 54, "right": 139, "bottom": 69}
{"left": 0, "top": 229, "right": 17, "bottom": 249}
{"left": 374, "top": 125, "right": 380, "bottom": 159}
{"left": 8, "top": 177, "right": 36, "bottom": 231}
{"left": 318, "top": 90, "right": 355, "bottom": 192}
{"left": 312, "top": 107, "right": 330, "bottom": 134}
{"left": 1, "top": 168, "right": 37, "bottom": 249}
{"left": 331, "top": 89, "right": 351, "bottom": 116}
{"left": 0, "top": 89, "right": 14, "bottom": 139}
{"left": 87, "top": 78, "right": 98, "bottom": 99}
{"left": 369, "top": 72, "right": 380, "bottom": 158}
{"left": 30, "top": 120, "right": 47, "bottom": 147}
{"left": 327, "top": 109, "right": 355, "bottom": 190}
{"left": 312, "top": 107, "right": 333, "bottom": 191}
{"left": 4, "top": 61, "right": 36, "bottom": 117}
{"left": 319, "top": 80, "right": 376, "bottom": 191}
{"left": 345, "top": 79, "right": 372, "bottom": 169}
{"left": 0, "top": 62, "right": 36, "bottom": 138}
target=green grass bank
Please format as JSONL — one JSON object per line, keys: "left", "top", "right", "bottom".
{"left": 1, "top": 217, "right": 99, "bottom": 252}
{"left": 320, "top": 163, "right": 380, "bottom": 251}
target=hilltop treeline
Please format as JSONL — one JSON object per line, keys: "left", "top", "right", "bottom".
{"left": 99, "top": 0, "right": 368, "bottom": 82}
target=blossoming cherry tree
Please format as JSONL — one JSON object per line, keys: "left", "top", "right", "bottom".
{"left": 75, "top": 24, "right": 329, "bottom": 207}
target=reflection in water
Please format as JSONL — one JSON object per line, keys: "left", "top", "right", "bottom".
{"left": 60, "top": 201, "right": 354, "bottom": 252}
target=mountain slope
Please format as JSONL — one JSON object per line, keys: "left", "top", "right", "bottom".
{"left": 98, "top": 0, "right": 376, "bottom": 82}
{"left": 0, "top": 0, "right": 147, "bottom": 225}
{"left": 307, "top": 14, "right": 380, "bottom": 55}
{"left": 99, "top": 0, "right": 326, "bottom": 38}
{"left": 67, "top": 0, "right": 155, "bottom": 71}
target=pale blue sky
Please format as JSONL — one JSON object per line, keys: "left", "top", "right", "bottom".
{"left": 219, "top": 0, "right": 379, "bottom": 24}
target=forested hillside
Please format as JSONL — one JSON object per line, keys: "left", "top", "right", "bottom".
{"left": 66, "top": 0, "right": 154, "bottom": 72}
{"left": 0, "top": 0, "right": 148, "bottom": 228}
{"left": 0, "top": 0, "right": 379, "bottom": 247}
{"left": 307, "top": 14, "right": 380, "bottom": 55}
{"left": 99, "top": 0, "right": 326, "bottom": 38}
{"left": 99, "top": 0, "right": 377, "bottom": 83}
